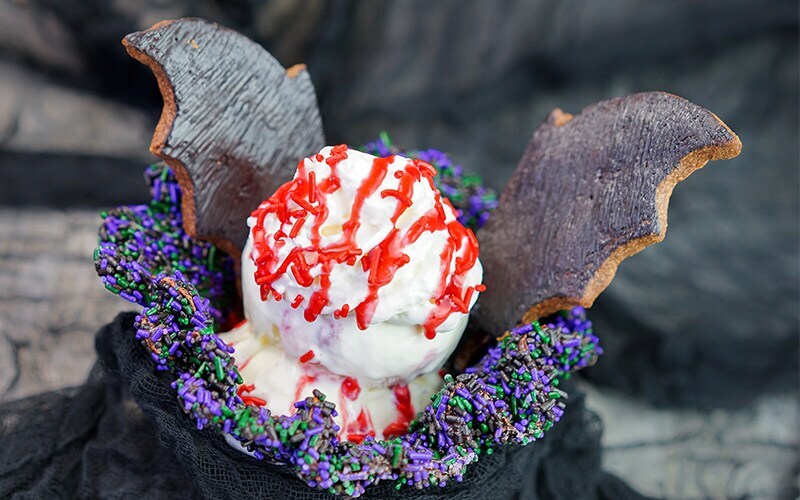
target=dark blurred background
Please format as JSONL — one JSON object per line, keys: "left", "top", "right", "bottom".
{"left": 0, "top": 1, "right": 797, "bottom": 498}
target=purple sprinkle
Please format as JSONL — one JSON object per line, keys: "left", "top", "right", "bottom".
{"left": 306, "top": 425, "right": 324, "bottom": 436}
{"left": 94, "top": 162, "right": 601, "bottom": 497}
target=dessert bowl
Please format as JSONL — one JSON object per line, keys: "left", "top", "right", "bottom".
{"left": 97, "top": 153, "right": 600, "bottom": 497}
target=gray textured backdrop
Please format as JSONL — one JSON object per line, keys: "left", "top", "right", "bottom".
{"left": 0, "top": 1, "right": 797, "bottom": 498}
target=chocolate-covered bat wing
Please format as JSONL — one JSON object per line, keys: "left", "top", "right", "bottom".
{"left": 475, "top": 92, "right": 741, "bottom": 332}
{"left": 123, "top": 18, "right": 325, "bottom": 257}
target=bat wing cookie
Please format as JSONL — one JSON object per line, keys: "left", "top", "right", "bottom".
{"left": 475, "top": 92, "right": 742, "bottom": 333}
{"left": 123, "top": 18, "right": 325, "bottom": 257}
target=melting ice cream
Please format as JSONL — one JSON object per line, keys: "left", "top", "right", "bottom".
{"left": 224, "top": 145, "right": 483, "bottom": 441}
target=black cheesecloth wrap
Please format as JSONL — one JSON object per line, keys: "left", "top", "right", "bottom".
{"left": 0, "top": 313, "right": 644, "bottom": 499}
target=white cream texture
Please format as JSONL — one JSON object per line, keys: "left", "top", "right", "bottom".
{"left": 242, "top": 147, "right": 482, "bottom": 382}
{"left": 225, "top": 146, "right": 482, "bottom": 441}
{"left": 221, "top": 322, "right": 442, "bottom": 441}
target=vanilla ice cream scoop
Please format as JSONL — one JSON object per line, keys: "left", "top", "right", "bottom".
{"left": 222, "top": 321, "right": 443, "bottom": 442}
{"left": 241, "top": 145, "right": 483, "bottom": 382}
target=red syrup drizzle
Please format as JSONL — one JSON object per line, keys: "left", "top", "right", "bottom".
{"left": 298, "top": 349, "right": 315, "bottom": 363}
{"left": 338, "top": 375, "right": 372, "bottom": 444}
{"left": 334, "top": 376, "right": 369, "bottom": 442}
{"left": 341, "top": 377, "right": 361, "bottom": 400}
{"left": 382, "top": 384, "right": 415, "bottom": 438}
{"left": 346, "top": 409, "right": 375, "bottom": 444}
{"left": 238, "top": 355, "right": 253, "bottom": 371}
{"left": 237, "top": 383, "right": 266, "bottom": 407}
{"left": 293, "top": 374, "right": 317, "bottom": 405}
{"left": 248, "top": 145, "right": 482, "bottom": 339}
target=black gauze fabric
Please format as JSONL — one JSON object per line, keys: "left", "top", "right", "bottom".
{"left": 0, "top": 313, "right": 645, "bottom": 499}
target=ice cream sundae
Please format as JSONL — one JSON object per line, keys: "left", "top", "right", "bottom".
{"left": 224, "top": 144, "right": 483, "bottom": 441}
{"left": 89, "top": 17, "right": 742, "bottom": 497}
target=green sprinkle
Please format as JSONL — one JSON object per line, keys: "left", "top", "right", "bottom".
{"left": 379, "top": 131, "right": 393, "bottom": 148}
{"left": 391, "top": 445, "right": 402, "bottom": 467}
{"left": 208, "top": 246, "right": 216, "bottom": 271}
